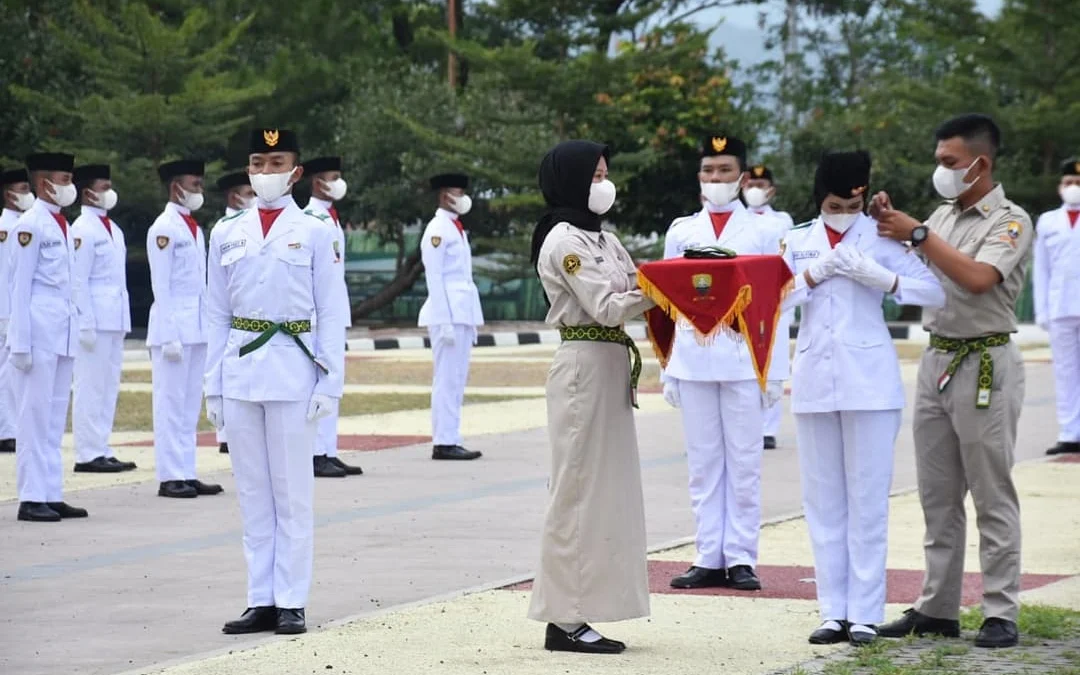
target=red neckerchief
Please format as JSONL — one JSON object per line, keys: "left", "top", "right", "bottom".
{"left": 453, "top": 218, "right": 465, "bottom": 237}
{"left": 825, "top": 226, "right": 847, "bottom": 248}
{"left": 329, "top": 205, "right": 340, "bottom": 226}
{"left": 100, "top": 215, "right": 113, "bottom": 238}
{"left": 51, "top": 212, "right": 68, "bottom": 240}
{"left": 180, "top": 213, "right": 199, "bottom": 240}
{"left": 1068, "top": 210, "right": 1079, "bottom": 228}
{"left": 259, "top": 208, "right": 285, "bottom": 237}
{"left": 708, "top": 211, "right": 732, "bottom": 239}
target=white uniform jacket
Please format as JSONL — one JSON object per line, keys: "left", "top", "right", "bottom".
{"left": 750, "top": 204, "right": 795, "bottom": 231}
{"left": 0, "top": 207, "right": 27, "bottom": 328}
{"left": 304, "top": 197, "right": 352, "bottom": 328}
{"left": 7, "top": 199, "right": 79, "bottom": 357}
{"left": 1033, "top": 206, "right": 1080, "bottom": 325}
{"left": 72, "top": 206, "right": 132, "bottom": 334}
{"left": 146, "top": 202, "right": 207, "bottom": 347}
{"left": 662, "top": 202, "right": 789, "bottom": 382}
{"left": 417, "top": 208, "right": 484, "bottom": 328}
{"left": 204, "top": 197, "right": 348, "bottom": 403}
{"left": 782, "top": 214, "right": 945, "bottom": 413}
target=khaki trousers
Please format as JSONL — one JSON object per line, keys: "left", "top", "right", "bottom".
{"left": 912, "top": 342, "right": 1024, "bottom": 622}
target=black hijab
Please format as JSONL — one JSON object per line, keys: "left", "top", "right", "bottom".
{"left": 529, "top": 140, "right": 610, "bottom": 268}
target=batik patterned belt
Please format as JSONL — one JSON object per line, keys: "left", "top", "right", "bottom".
{"left": 230, "top": 316, "right": 328, "bottom": 374}
{"left": 929, "top": 333, "right": 1010, "bottom": 409}
{"left": 559, "top": 325, "right": 642, "bottom": 409}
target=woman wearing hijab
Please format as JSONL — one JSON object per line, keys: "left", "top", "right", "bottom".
{"left": 781, "top": 151, "right": 945, "bottom": 646}
{"left": 526, "top": 140, "right": 656, "bottom": 654}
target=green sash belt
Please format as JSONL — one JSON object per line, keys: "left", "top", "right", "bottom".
{"left": 559, "top": 325, "right": 642, "bottom": 409}
{"left": 929, "top": 333, "right": 1010, "bottom": 409}
{"left": 231, "top": 316, "right": 328, "bottom": 374}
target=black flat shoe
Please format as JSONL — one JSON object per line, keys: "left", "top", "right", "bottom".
{"left": 878, "top": 608, "right": 960, "bottom": 638}
{"left": 848, "top": 624, "right": 878, "bottom": 647}
{"left": 727, "top": 565, "right": 762, "bottom": 591}
{"left": 544, "top": 624, "right": 625, "bottom": 654}
{"left": 107, "top": 456, "right": 137, "bottom": 471}
{"left": 329, "top": 456, "right": 363, "bottom": 475}
{"left": 158, "top": 480, "right": 197, "bottom": 498}
{"left": 276, "top": 608, "right": 306, "bottom": 635}
{"left": 809, "top": 620, "right": 848, "bottom": 644}
{"left": 314, "top": 455, "right": 346, "bottom": 477}
{"left": 219, "top": 442, "right": 229, "bottom": 454}
{"left": 1046, "top": 441, "right": 1080, "bottom": 456}
{"left": 73, "top": 456, "right": 125, "bottom": 473}
{"left": 975, "top": 617, "right": 1018, "bottom": 648}
{"left": 670, "top": 566, "right": 727, "bottom": 589}
{"left": 17, "top": 502, "right": 60, "bottom": 522}
{"left": 186, "top": 479, "right": 223, "bottom": 495}
{"left": 46, "top": 502, "right": 88, "bottom": 518}
{"left": 0, "top": 438, "right": 14, "bottom": 453}
{"left": 763, "top": 435, "right": 777, "bottom": 450}
{"left": 432, "top": 445, "right": 482, "bottom": 460}
{"left": 223, "top": 606, "right": 277, "bottom": 634}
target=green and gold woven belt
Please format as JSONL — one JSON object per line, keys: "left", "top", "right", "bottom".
{"left": 929, "top": 333, "right": 1010, "bottom": 409}
{"left": 231, "top": 316, "right": 328, "bottom": 374}
{"left": 559, "top": 325, "right": 642, "bottom": 409}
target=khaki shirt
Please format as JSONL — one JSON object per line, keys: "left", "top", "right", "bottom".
{"left": 537, "top": 222, "right": 654, "bottom": 328}
{"left": 921, "top": 184, "right": 1033, "bottom": 338}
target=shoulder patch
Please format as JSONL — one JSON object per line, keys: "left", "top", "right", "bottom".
{"left": 791, "top": 220, "right": 814, "bottom": 230}
{"left": 563, "top": 253, "right": 582, "bottom": 275}
{"left": 304, "top": 209, "right": 331, "bottom": 223}
{"left": 431, "top": 235, "right": 442, "bottom": 248}
{"left": 18, "top": 231, "right": 32, "bottom": 247}
{"left": 156, "top": 235, "right": 170, "bottom": 250}
{"left": 0, "top": 230, "right": 6, "bottom": 243}
{"left": 74, "top": 237, "right": 82, "bottom": 250}
{"left": 1006, "top": 221, "right": 1023, "bottom": 240}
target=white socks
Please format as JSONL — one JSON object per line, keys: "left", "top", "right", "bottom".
{"left": 849, "top": 624, "right": 877, "bottom": 636}
{"left": 556, "top": 623, "right": 602, "bottom": 643}
{"left": 818, "top": 620, "right": 844, "bottom": 633}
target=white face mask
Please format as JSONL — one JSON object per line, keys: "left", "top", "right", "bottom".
{"left": 588, "top": 179, "right": 616, "bottom": 215}
{"left": 821, "top": 211, "right": 858, "bottom": 234}
{"left": 1061, "top": 184, "right": 1080, "bottom": 207}
{"left": 323, "top": 177, "right": 348, "bottom": 201}
{"left": 449, "top": 193, "right": 472, "bottom": 215}
{"left": 250, "top": 167, "right": 297, "bottom": 204}
{"left": 92, "top": 188, "right": 118, "bottom": 211}
{"left": 932, "top": 158, "right": 981, "bottom": 200}
{"left": 47, "top": 180, "right": 77, "bottom": 208}
{"left": 10, "top": 190, "right": 35, "bottom": 212}
{"left": 237, "top": 196, "right": 256, "bottom": 210}
{"left": 177, "top": 186, "right": 204, "bottom": 212}
{"left": 744, "top": 186, "right": 771, "bottom": 208}
{"left": 700, "top": 180, "right": 741, "bottom": 207}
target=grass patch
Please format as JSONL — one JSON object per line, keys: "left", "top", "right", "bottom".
{"left": 70, "top": 391, "right": 539, "bottom": 432}
{"left": 961, "top": 605, "right": 1080, "bottom": 640}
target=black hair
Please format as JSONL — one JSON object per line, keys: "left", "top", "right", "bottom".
{"left": 934, "top": 113, "right": 1001, "bottom": 160}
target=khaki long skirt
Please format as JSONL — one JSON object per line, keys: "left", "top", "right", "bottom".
{"left": 527, "top": 340, "right": 650, "bottom": 624}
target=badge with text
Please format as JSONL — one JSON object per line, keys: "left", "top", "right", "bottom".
{"left": 156, "top": 235, "right": 169, "bottom": 250}
{"left": 221, "top": 239, "right": 246, "bottom": 254}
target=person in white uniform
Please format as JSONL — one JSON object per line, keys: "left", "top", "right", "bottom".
{"left": 0, "top": 167, "right": 35, "bottom": 455}
{"left": 744, "top": 163, "right": 795, "bottom": 450}
{"left": 418, "top": 173, "right": 485, "bottom": 461}
{"left": 661, "top": 135, "right": 788, "bottom": 592}
{"left": 205, "top": 127, "right": 347, "bottom": 635}
{"left": 147, "top": 159, "right": 222, "bottom": 499}
{"left": 210, "top": 170, "right": 256, "bottom": 455}
{"left": 8, "top": 152, "right": 88, "bottom": 522}
{"left": 1034, "top": 158, "right": 1080, "bottom": 456}
{"left": 70, "top": 164, "right": 136, "bottom": 474}
{"left": 302, "top": 155, "right": 361, "bottom": 477}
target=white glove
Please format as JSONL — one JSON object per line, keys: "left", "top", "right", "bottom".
{"left": 162, "top": 341, "right": 184, "bottom": 362}
{"left": 436, "top": 324, "right": 455, "bottom": 347}
{"left": 837, "top": 248, "right": 898, "bottom": 293}
{"left": 205, "top": 396, "right": 224, "bottom": 430}
{"left": 10, "top": 352, "right": 32, "bottom": 372}
{"left": 806, "top": 247, "right": 844, "bottom": 285}
{"left": 662, "top": 380, "right": 681, "bottom": 408}
{"left": 762, "top": 380, "right": 784, "bottom": 408}
{"left": 79, "top": 328, "right": 97, "bottom": 351}
{"left": 306, "top": 394, "right": 335, "bottom": 422}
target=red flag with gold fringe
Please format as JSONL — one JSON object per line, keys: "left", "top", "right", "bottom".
{"left": 637, "top": 255, "right": 793, "bottom": 390}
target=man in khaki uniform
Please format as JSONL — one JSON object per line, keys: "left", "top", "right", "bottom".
{"left": 873, "top": 114, "right": 1030, "bottom": 649}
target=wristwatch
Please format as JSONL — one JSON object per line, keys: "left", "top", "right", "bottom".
{"left": 910, "top": 225, "right": 929, "bottom": 248}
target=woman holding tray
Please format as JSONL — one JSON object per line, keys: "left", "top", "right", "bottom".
{"left": 526, "top": 140, "right": 655, "bottom": 654}
{"left": 781, "top": 151, "right": 945, "bottom": 646}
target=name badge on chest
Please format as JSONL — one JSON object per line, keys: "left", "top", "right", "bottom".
{"left": 793, "top": 250, "right": 819, "bottom": 260}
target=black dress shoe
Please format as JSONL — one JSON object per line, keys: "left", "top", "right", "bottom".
{"left": 107, "top": 456, "right": 137, "bottom": 471}
{"left": 763, "top": 435, "right": 777, "bottom": 450}
{"left": 17, "top": 502, "right": 61, "bottom": 522}
{"left": 74, "top": 456, "right": 125, "bottom": 473}
{"left": 329, "top": 456, "right": 363, "bottom": 475}
{"left": 158, "top": 480, "right": 198, "bottom": 498}
{"left": 975, "top": 617, "right": 1018, "bottom": 648}
{"left": 186, "top": 479, "right": 223, "bottom": 495}
{"left": 544, "top": 623, "right": 625, "bottom": 654}
{"left": 727, "top": 565, "right": 762, "bottom": 591}
{"left": 276, "top": 608, "right": 306, "bottom": 634}
{"left": 314, "top": 455, "right": 346, "bottom": 477}
{"left": 878, "top": 608, "right": 960, "bottom": 638}
{"left": 670, "top": 566, "right": 727, "bottom": 589}
{"left": 1046, "top": 441, "right": 1080, "bottom": 456}
{"left": 0, "top": 438, "right": 14, "bottom": 453}
{"left": 848, "top": 624, "right": 878, "bottom": 647}
{"left": 432, "top": 445, "right": 482, "bottom": 460}
{"left": 809, "top": 620, "right": 848, "bottom": 644}
{"left": 219, "top": 442, "right": 229, "bottom": 454}
{"left": 223, "top": 606, "right": 277, "bottom": 634}
{"left": 47, "top": 502, "right": 89, "bottom": 518}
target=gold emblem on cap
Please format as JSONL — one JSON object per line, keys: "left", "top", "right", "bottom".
{"left": 1075, "top": 162, "right": 1080, "bottom": 174}
{"left": 263, "top": 129, "right": 280, "bottom": 147}
{"left": 711, "top": 137, "right": 728, "bottom": 153}
{"left": 851, "top": 185, "right": 867, "bottom": 196}
{"left": 753, "top": 166, "right": 765, "bottom": 177}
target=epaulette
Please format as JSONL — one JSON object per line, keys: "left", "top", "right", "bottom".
{"left": 303, "top": 209, "right": 331, "bottom": 223}
{"left": 667, "top": 214, "right": 696, "bottom": 231}
{"left": 218, "top": 210, "right": 246, "bottom": 224}
{"left": 791, "top": 220, "right": 814, "bottom": 230}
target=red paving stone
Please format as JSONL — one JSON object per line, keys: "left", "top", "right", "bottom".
{"left": 506, "top": 561, "right": 1070, "bottom": 606}
{"left": 1053, "top": 454, "right": 1080, "bottom": 463}
{"left": 117, "top": 433, "right": 431, "bottom": 451}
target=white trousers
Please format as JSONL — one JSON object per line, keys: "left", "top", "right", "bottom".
{"left": 1049, "top": 318, "right": 1080, "bottom": 443}
{"left": 314, "top": 398, "right": 340, "bottom": 458}
{"left": 763, "top": 398, "right": 782, "bottom": 436}
{"left": 795, "top": 409, "right": 901, "bottom": 625}
{"left": 225, "top": 398, "right": 316, "bottom": 608}
{"left": 429, "top": 325, "right": 474, "bottom": 446}
{"left": 0, "top": 338, "right": 14, "bottom": 440}
{"left": 678, "top": 378, "right": 764, "bottom": 569}
{"left": 150, "top": 344, "right": 206, "bottom": 482}
{"left": 72, "top": 331, "right": 125, "bottom": 463}
{"left": 14, "top": 349, "right": 74, "bottom": 502}
{"left": 216, "top": 427, "right": 227, "bottom": 444}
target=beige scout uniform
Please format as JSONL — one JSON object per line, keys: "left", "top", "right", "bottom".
{"left": 913, "top": 185, "right": 1032, "bottom": 623}
{"left": 527, "top": 222, "right": 655, "bottom": 624}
